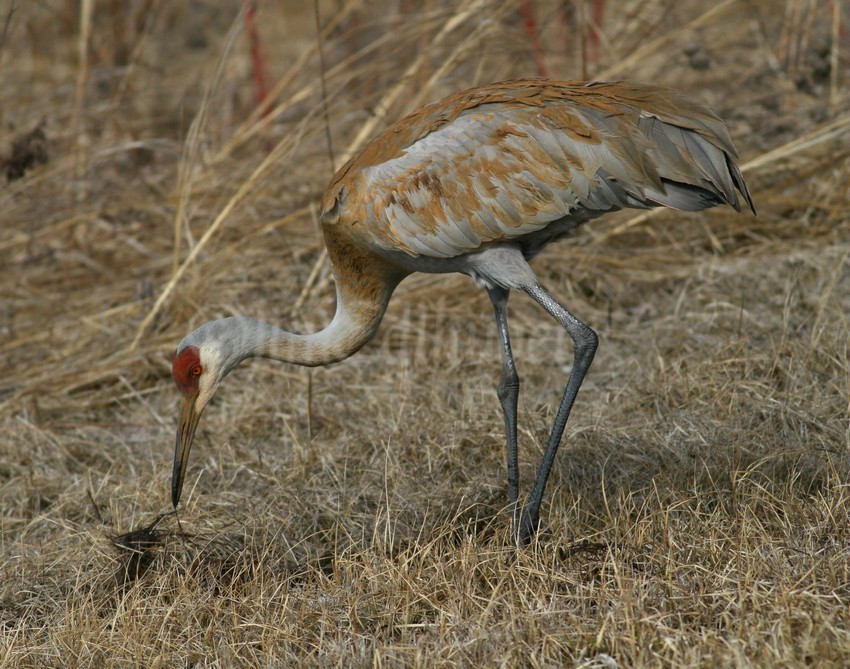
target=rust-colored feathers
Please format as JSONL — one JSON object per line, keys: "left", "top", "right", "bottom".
{"left": 321, "top": 79, "right": 754, "bottom": 263}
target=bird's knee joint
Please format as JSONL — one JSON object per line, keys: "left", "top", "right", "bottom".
{"left": 497, "top": 375, "right": 520, "bottom": 401}
{"left": 570, "top": 328, "right": 598, "bottom": 369}
{"left": 576, "top": 326, "right": 599, "bottom": 354}
{"left": 499, "top": 370, "right": 520, "bottom": 387}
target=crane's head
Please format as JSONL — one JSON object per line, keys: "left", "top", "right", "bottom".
{"left": 170, "top": 327, "right": 233, "bottom": 508}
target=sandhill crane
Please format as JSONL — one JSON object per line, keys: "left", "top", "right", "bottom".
{"left": 170, "top": 79, "right": 754, "bottom": 544}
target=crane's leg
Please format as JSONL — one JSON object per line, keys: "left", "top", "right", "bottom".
{"left": 487, "top": 286, "right": 521, "bottom": 540}
{"left": 519, "top": 282, "right": 598, "bottom": 544}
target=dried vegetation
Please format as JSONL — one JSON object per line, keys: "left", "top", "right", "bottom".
{"left": 1, "top": 0, "right": 850, "bottom": 666}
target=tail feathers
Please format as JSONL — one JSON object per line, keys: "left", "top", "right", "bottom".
{"left": 644, "top": 179, "right": 726, "bottom": 212}
{"left": 640, "top": 117, "right": 756, "bottom": 216}
{"left": 727, "top": 155, "right": 757, "bottom": 215}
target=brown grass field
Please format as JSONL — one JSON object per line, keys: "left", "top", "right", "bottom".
{"left": 2, "top": 0, "right": 850, "bottom": 666}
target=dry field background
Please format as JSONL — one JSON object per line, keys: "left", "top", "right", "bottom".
{"left": 2, "top": 0, "right": 850, "bottom": 666}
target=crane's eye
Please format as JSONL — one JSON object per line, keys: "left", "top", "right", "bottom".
{"left": 190, "top": 364, "right": 202, "bottom": 377}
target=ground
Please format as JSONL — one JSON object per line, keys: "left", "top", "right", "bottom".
{"left": 1, "top": 0, "right": 849, "bottom": 667}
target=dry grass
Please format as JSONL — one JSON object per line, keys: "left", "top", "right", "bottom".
{"left": 2, "top": 0, "right": 850, "bottom": 666}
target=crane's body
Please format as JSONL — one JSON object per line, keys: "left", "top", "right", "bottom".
{"left": 171, "top": 79, "right": 754, "bottom": 543}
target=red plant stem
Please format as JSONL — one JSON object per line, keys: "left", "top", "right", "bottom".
{"left": 243, "top": 0, "right": 269, "bottom": 113}
{"left": 588, "top": 0, "right": 605, "bottom": 65}
{"left": 519, "top": 0, "right": 548, "bottom": 77}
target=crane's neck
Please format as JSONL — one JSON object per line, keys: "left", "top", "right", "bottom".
{"left": 249, "top": 281, "right": 391, "bottom": 367}
{"left": 195, "top": 228, "right": 405, "bottom": 374}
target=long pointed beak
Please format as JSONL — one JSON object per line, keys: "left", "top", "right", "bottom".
{"left": 172, "top": 395, "right": 202, "bottom": 508}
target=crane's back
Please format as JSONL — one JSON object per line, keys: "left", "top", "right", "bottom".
{"left": 321, "top": 79, "right": 754, "bottom": 265}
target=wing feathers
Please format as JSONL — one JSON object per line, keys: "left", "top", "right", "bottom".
{"left": 342, "top": 81, "right": 753, "bottom": 258}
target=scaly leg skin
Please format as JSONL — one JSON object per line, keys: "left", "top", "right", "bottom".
{"left": 488, "top": 286, "right": 521, "bottom": 542}
{"left": 518, "top": 282, "right": 598, "bottom": 545}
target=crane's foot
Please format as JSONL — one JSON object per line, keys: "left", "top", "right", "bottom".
{"left": 515, "top": 507, "right": 545, "bottom": 546}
